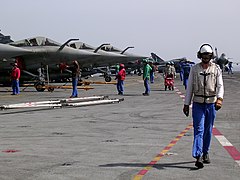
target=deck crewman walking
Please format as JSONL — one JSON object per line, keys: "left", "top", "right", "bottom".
{"left": 183, "top": 44, "right": 224, "bottom": 169}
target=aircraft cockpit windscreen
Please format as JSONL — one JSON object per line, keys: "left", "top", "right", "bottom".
{"left": 9, "top": 39, "right": 31, "bottom": 47}
{"left": 100, "top": 45, "right": 121, "bottom": 52}
{"left": 69, "top": 42, "right": 94, "bottom": 50}
{"left": 43, "top": 38, "right": 61, "bottom": 46}
{"left": 9, "top": 37, "right": 61, "bottom": 47}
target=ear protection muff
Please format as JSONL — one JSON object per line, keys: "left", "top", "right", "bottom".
{"left": 197, "top": 44, "right": 214, "bottom": 59}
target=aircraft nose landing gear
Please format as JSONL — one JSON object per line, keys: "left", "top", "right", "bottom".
{"left": 34, "top": 81, "right": 45, "bottom": 92}
{"left": 104, "top": 75, "right": 112, "bottom": 82}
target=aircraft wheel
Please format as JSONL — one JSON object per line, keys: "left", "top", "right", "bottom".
{"left": 78, "top": 80, "right": 83, "bottom": 86}
{"left": 84, "top": 82, "right": 90, "bottom": 85}
{"left": 48, "top": 87, "right": 54, "bottom": 92}
{"left": 34, "top": 82, "right": 45, "bottom": 92}
{"left": 105, "top": 76, "right": 112, "bottom": 82}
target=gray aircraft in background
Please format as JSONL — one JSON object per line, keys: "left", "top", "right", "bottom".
{"left": 0, "top": 36, "right": 146, "bottom": 89}
{"left": 150, "top": 52, "right": 188, "bottom": 73}
{"left": 214, "top": 47, "right": 231, "bottom": 70}
{"left": 69, "top": 42, "right": 145, "bottom": 81}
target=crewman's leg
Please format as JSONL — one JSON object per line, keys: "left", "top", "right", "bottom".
{"left": 12, "top": 80, "right": 17, "bottom": 95}
{"left": 192, "top": 102, "right": 205, "bottom": 158}
{"left": 119, "top": 80, "right": 124, "bottom": 94}
{"left": 16, "top": 80, "right": 20, "bottom": 94}
{"left": 71, "top": 78, "right": 78, "bottom": 97}
{"left": 144, "top": 79, "right": 150, "bottom": 94}
{"left": 116, "top": 80, "right": 120, "bottom": 93}
{"left": 117, "top": 80, "right": 124, "bottom": 94}
{"left": 202, "top": 103, "right": 216, "bottom": 154}
{"left": 180, "top": 71, "right": 183, "bottom": 81}
{"left": 150, "top": 73, "right": 154, "bottom": 83}
{"left": 184, "top": 78, "right": 188, "bottom": 89}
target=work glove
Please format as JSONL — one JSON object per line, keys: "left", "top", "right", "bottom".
{"left": 215, "top": 98, "right": 223, "bottom": 111}
{"left": 183, "top": 104, "right": 189, "bottom": 117}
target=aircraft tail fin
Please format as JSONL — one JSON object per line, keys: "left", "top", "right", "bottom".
{"left": 151, "top": 53, "right": 165, "bottom": 63}
{"left": 0, "top": 31, "right": 14, "bottom": 44}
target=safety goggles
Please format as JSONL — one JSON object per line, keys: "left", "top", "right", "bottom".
{"left": 201, "top": 53, "right": 212, "bottom": 60}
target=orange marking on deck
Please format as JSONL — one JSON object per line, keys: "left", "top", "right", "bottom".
{"left": 132, "top": 123, "right": 192, "bottom": 180}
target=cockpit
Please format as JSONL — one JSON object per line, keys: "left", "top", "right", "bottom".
{"left": 69, "top": 42, "right": 94, "bottom": 50}
{"left": 9, "top": 37, "right": 61, "bottom": 47}
{"left": 100, "top": 45, "right": 121, "bottom": 53}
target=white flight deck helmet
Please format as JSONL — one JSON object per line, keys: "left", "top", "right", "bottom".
{"left": 197, "top": 44, "right": 214, "bottom": 59}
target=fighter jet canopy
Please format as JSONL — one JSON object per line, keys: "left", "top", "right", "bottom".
{"left": 69, "top": 42, "right": 95, "bottom": 50}
{"left": 101, "top": 45, "right": 121, "bottom": 53}
{"left": 9, "top": 37, "right": 61, "bottom": 47}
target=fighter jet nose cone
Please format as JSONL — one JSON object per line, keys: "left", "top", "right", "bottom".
{"left": 0, "top": 44, "right": 32, "bottom": 58}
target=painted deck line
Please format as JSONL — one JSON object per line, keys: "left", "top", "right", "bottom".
{"left": 132, "top": 124, "right": 193, "bottom": 180}
{"left": 177, "top": 87, "right": 240, "bottom": 167}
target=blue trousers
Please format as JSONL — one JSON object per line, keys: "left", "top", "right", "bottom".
{"left": 183, "top": 77, "right": 188, "bottom": 90}
{"left": 180, "top": 71, "right": 183, "bottom": 81}
{"left": 144, "top": 79, "right": 150, "bottom": 94}
{"left": 12, "top": 80, "right": 20, "bottom": 95}
{"left": 150, "top": 72, "right": 154, "bottom": 83}
{"left": 192, "top": 102, "right": 216, "bottom": 158}
{"left": 71, "top": 78, "right": 78, "bottom": 97}
{"left": 117, "top": 80, "right": 124, "bottom": 94}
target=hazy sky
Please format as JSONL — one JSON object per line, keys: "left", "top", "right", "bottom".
{"left": 1, "top": 0, "right": 240, "bottom": 67}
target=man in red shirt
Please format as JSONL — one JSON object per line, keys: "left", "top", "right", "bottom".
{"left": 11, "top": 63, "right": 21, "bottom": 95}
{"left": 116, "top": 63, "right": 126, "bottom": 95}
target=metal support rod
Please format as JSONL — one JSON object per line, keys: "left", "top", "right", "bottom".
{"left": 0, "top": 96, "right": 121, "bottom": 110}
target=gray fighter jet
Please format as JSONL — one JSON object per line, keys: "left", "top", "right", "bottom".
{"left": 8, "top": 36, "right": 99, "bottom": 69}
{"left": 69, "top": 42, "right": 126, "bottom": 66}
{"left": 69, "top": 42, "right": 146, "bottom": 81}
{"left": 214, "top": 48, "right": 230, "bottom": 70}
{"left": 0, "top": 43, "right": 34, "bottom": 85}
{"left": 0, "top": 36, "right": 99, "bottom": 86}
{"left": 151, "top": 52, "right": 188, "bottom": 73}
{"left": 0, "top": 36, "right": 146, "bottom": 89}
{"left": 0, "top": 43, "right": 32, "bottom": 60}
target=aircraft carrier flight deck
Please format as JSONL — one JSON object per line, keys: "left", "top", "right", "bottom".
{"left": 0, "top": 72, "right": 239, "bottom": 180}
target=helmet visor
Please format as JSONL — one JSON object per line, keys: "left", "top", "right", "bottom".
{"left": 201, "top": 53, "right": 212, "bottom": 60}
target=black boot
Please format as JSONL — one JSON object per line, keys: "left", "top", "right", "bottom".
{"left": 195, "top": 156, "right": 204, "bottom": 169}
{"left": 203, "top": 153, "right": 211, "bottom": 164}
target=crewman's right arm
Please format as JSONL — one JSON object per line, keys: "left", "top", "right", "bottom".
{"left": 183, "top": 68, "right": 194, "bottom": 117}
